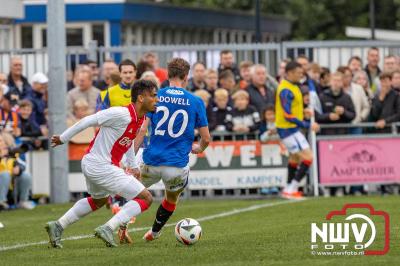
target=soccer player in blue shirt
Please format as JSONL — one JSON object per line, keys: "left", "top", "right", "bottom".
{"left": 134, "top": 58, "right": 211, "bottom": 241}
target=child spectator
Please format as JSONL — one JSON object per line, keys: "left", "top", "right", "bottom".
{"left": 110, "top": 70, "right": 121, "bottom": 87}
{"left": 194, "top": 89, "right": 216, "bottom": 131}
{"left": 0, "top": 92, "right": 21, "bottom": 137}
{"left": 212, "top": 89, "right": 232, "bottom": 132}
{"left": 204, "top": 69, "right": 218, "bottom": 95}
{"left": 19, "top": 100, "right": 46, "bottom": 150}
{"left": 67, "top": 99, "right": 96, "bottom": 144}
{"left": 239, "top": 61, "right": 253, "bottom": 89}
{"left": 259, "top": 105, "right": 280, "bottom": 195}
{"left": 259, "top": 105, "right": 279, "bottom": 142}
{"left": 226, "top": 90, "right": 261, "bottom": 134}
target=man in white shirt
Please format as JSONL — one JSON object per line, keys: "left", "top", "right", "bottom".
{"left": 45, "top": 80, "right": 158, "bottom": 248}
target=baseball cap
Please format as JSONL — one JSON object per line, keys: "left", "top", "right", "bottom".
{"left": 31, "top": 72, "right": 49, "bottom": 84}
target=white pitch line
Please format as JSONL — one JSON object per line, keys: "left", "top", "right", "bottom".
{"left": 0, "top": 198, "right": 307, "bottom": 252}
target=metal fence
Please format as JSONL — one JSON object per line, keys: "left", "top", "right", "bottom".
{"left": 1, "top": 40, "right": 400, "bottom": 81}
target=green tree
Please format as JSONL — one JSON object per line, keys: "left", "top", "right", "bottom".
{"left": 155, "top": 0, "right": 400, "bottom": 40}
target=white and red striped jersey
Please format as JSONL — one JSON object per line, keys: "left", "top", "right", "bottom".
{"left": 60, "top": 104, "right": 145, "bottom": 166}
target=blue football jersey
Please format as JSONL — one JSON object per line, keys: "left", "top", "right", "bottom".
{"left": 143, "top": 86, "right": 208, "bottom": 167}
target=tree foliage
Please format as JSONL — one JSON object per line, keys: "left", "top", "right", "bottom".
{"left": 158, "top": 0, "right": 400, "bottom": 40}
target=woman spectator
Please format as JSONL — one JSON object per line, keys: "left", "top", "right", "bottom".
{"left": 337, "top": 66, "right": 371, "bottom": 130}
{"left": 353, "top": 70, "right": 374, "bottom": 102}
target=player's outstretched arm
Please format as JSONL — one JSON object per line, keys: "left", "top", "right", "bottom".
{"left": 54, "top": 113, "right": 100, "bottom": 147}
{"left": 191, "top": 126, "right": 211, "bottom": 154}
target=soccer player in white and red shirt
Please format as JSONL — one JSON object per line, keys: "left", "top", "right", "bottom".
{"left": 45, "top": 80, "right": 158, "bottom": 248}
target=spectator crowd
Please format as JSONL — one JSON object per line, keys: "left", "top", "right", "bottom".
{"left": 0, "top": 48, "right": 399, "bottom": 209}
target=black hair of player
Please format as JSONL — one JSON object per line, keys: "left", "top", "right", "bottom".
{"left": 131, "top": 79, "right": 157, "bottom": 102}
{"left": 285, "top": 61, "right": 302, "bottom": 73}
{"left": 119, "top": 59, "right": 137, "bottom": 72}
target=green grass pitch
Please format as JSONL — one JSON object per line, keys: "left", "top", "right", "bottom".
{"left": 0, "top": 196, "right": 399, "bottom": 265}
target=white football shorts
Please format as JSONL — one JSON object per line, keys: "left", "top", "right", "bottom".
{"left": 81, "top": 156, "right": 145, "bottom": 199}
{"left": 140, "top": 164, "right": 189, "bottom": 192}
{"left": 281, "top": 131, "right": 310, "bottom": 154}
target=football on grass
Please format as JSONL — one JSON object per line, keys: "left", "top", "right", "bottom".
{"left": 175, "top": 218, "right": 202, "bottom": 245}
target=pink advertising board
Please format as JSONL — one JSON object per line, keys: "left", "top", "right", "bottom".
{"left": 318, "top": 138, "right": 400, "bottom": 185}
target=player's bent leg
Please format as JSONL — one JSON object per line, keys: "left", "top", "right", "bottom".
{"left": 97, "top": 183, "right": 152, "bottom": 248}
{"left": 45, "top": 196, "right": 107, "bottom": 248}
{"left": 287, "top": 154, "right": 300, "bottom": 185}
{"left": 144, "top": 189, "right": 183, "bottom": 242}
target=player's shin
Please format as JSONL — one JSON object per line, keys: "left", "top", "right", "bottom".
{"left": 57, "top": 197, "right": 100, "bottom": 229}
{"left": 287, "top": 161, "right": 298, "bottom": 184}
{"left": 105, "top": 198, "right": 150, "bottom": 231}
{"left": 151, "top": 199, "right": 176, "bottom": 233}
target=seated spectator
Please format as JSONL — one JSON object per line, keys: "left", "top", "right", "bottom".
{"left": 370, "top": 72, "right": 400, "bottom": 133}
{"left": 67, "top": 99, "right": 96, "bottom": 144}
{"left": 392, "top": 70, "right": 400, "bottom": 93}
{"left": 204, "top": 69, "right": 218, "bottom": 95}
{"left": 194, "top": 89, "right": 216, "bottom": 131}
{"left": 219, "top": 70, "right": 238, "bottom": 96}
{"left": 317, "top": 72, "right": 356, "bottom": 135}
{"left": 19, "top": 100, "right": 47, "bottom": 149}
{"left": 239, "top": 61, "right": 253, "bottom": 89}
{"left": 7, "top": 57, "right": 32, "bottom": 103}
{"left": 68, "top": 70, "right": 100, "bottom": 119}
{"left": 96, "top": 59, "right": 118, "bottom": 90}
{"left": 141, "top": 71, "right": 160, "bottom": 88}
{"left": 0, "top": 92, "right": 21, "bottom": 137}
{"left": 259, "top": 105, "right": 279, "bottom": 142}
{"left": 337, "top": 66, "right": 370, "bottom": 127}
{"left": 247, "top": 64, "right": 275, "bottom": 115}
{"left": 218, "top": 50, "right": 241, "bottom": 83}
{"left": 0, "top": 72, "right": 9, "bottom": 95}
{"left": 0, "top": 132, "right": 34, "bottom": 209}
{"left": 226, "top": 90, "right": 261, "bottom": 134}
{"left": 212, "top": 88, "right": 232, "bottom": 132}
{"left": 353, "top": 70, "right": 374, "bottom": 101}
{"left": 187, "top": 62, "right": 207, "bottom": 92}
{"left": 348, "top": 56, "right": 363, "bottom": 74}
{"left": 26, "top": 72, "right": 48, "bottom": 128}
